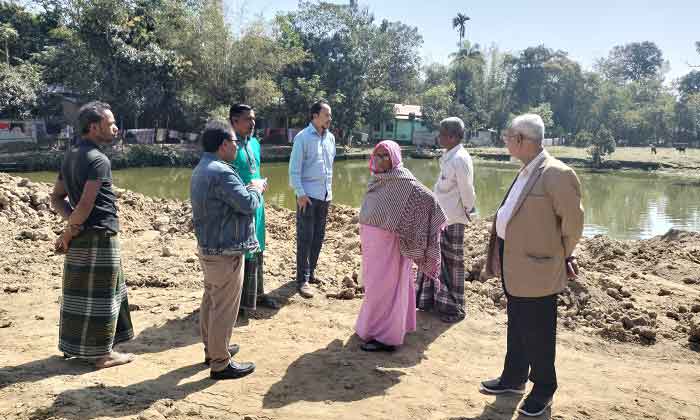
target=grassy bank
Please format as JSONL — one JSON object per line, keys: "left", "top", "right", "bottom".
{"left": 0, "top": 144, "right": 375, "bottom": 173}
{"left": 2, "top": 144, "right": 700, "bottom": 173}
{"left": 471, "top": 146, "right": 700, "bottom": 171}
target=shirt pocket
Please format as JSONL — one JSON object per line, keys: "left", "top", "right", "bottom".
{"left": 436, "top": 169, "right": 452, "bottom": 192}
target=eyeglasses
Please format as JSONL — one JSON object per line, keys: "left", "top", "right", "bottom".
{"left": 501, "top": 133, "right": 519, "bottom": 142}
{"left": 374, "top": 153, "right": 391, "bottom": 161}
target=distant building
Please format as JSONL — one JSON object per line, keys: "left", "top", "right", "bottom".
{"left": 542, "top": 138, "right": 565, "bottom": 146}
{"left": 371, "top": 104, "right": 436, "bottom": 146}
{"left": 467, "top": 129, "right": 496, "bottom": 146}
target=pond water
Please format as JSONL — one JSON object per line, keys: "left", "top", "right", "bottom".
{"left": 24, "top": 158, "right": 700, "bottom": 240}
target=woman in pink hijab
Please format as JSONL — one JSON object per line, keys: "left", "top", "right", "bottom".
{"left": 355, "top": 140, "right": 446, "bottom": 351}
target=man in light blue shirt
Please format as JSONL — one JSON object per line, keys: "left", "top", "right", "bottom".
{"left": 288, "top": 99, "right": 336, "bottom": 298}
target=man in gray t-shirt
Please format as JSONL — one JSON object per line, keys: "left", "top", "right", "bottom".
{"left": 50, "top": 101, "right": 135, "bottom": 369}
{"left": 60, "top": 138, "right": 119, "bottom": 232}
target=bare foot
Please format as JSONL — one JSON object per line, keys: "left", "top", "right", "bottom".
{"left": 94, "top": 351, "right": 135, "bottom": 369}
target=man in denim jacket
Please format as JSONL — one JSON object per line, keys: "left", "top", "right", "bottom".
{"left": 190, "top": 120, "right": 266, "bottom": 380}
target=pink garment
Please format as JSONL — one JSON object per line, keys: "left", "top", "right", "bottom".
{"left": 355, "top": 224, "right": 416, "bottom": 346}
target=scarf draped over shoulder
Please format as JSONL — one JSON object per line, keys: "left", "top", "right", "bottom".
{"left": 359, "top": 166, "right": 446, "bottom": 279}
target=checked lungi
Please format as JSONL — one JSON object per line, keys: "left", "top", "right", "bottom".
{"left": 58, "top": 229, "right": 134, "bottom": 358}
{"left": 415, "top": 223, "right": 466, "bottom": 317}
{"left": 240, "top": 252, "right": 265, "bottom": 310}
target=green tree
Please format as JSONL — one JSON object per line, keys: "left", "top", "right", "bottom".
{"left": 364, "top": 86, "right": 398, "bottom": 138}
{"left": 0, "top": 1, "right": 59, "bottom": 63}
{"left": 0, "top": 62, "right": 45, "bottom": 118}
{"left": 421, "top": 82, "right": 459, "bottom": 130}
{"left": 35, "top": 0, "right": 190, "bottom": 129}
{"left": 527, "top": 102, "right": 554, "bottom": 131}
{"left": 678, "top": 70, "right": 700, "bottom": 99}
{"left": 243, "top": 77, "right": 283, "bottom": 117}
{"left": 423, "top": 62, "right": 449, "bottom": 90}
{"left": 588, "top": 126, "right": 616, "bottom": 167}
{"left": 482, "top": 47, "right": 516, "bottom": 133}
{"left": 676, "top": 92, "right": 700, "bottom": 143}
{"left": 281, "top": 1, "right": 422, "bottom": 143}
{"left": 450, "top": 42, "right": 486, "bottom": 131}
{"left": 279, "top": 74, "right": 327, "bottom": 127}
{"left": 574, "top": 130, "right": 594, "bottom": 147}
{"left": 596, "top": 41, "right": 665, "bottom": 83}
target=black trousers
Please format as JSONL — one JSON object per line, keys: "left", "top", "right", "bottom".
{"left": 296, "top": 197, "right": 330, "bottom": 287}
{"left": 498, "top": 238, "right": 558, "bottom": 402}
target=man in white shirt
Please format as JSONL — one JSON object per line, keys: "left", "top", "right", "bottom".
{"left": 416, "top": 117, "right": 475, "bottom": 323}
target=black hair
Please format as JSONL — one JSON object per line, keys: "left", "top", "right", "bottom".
{"left": 78, "top": 101, "right": 112, "bottom": 134}
{"left": 201, "top": 120, "right": 234, "bottom": 153}
{"left": 229, "top": 103, "right": 253, "bottom": 122}
{"left": 309, "top": 99, "right": 330, "bottom": 120}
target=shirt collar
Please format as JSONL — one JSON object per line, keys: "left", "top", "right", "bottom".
{"left": 308, "top": 122, "right": 326, "bottom": 138}
{"left": 78, "top": 137, "right": 99, "bottom": 149}
{"left": 440, "top": 143, "right": 464, "bottom": 163}
{"left": 520, "top": 149, "right": 547, "bottom": 177}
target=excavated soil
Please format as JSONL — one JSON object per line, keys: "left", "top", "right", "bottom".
{"left": 1, "top": 172, "right": 699, "bottom": 420}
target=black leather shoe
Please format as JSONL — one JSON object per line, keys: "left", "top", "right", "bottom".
{"left": 360, "top": 340, "right": 396, "bottom": 352}
{"left": 210, "top": 361, "right": 255, "bottom": 380}
{"left": 204, "top": 344, "right": 240, "bottom": 366}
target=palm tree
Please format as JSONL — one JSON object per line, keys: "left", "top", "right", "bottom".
{"left": 452, "top": 13, "right": 470, "bottom": 47}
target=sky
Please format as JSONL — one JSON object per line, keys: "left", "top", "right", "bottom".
{"left": 227, "top": 0, "right": 699, "bottom": 83}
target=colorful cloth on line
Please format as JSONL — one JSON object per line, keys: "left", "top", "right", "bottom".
{"left": 231, "top": 136, "right": 266, "bottom": 258}
{"left": 359, "top": 165, "right": 446, "bottom": 280}
{"left": 240, "top": 252, "right": 265, "bottom": 310}
{"left": 59, "top": 229, "right": 134, "bottom": 357}
{"left": 416, "top": 223, "right": 466, "bottom": 316}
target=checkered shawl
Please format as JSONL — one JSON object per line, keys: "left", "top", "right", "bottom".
{"left": 359, "top": 166, "right": 447, "bottom": 280}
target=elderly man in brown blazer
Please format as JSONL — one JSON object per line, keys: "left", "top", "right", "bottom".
{"left": 479, "top": 114, "right": 584, "bottom": 417}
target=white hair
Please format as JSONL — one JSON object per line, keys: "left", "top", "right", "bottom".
{"left": 439, "top": 116, "right": 465, "bottom": 139}
{"left": 510, "top": 114, "right": 545, "bottom": 143}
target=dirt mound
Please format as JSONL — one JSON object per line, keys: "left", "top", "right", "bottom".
{"left": 1, "top": 172, "right": 698, "bottom": 349}
{"left": 462, "top": 221, "right": 700, "bottom": 348}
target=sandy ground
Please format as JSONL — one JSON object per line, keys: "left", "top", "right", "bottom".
{"left": 1, "top": 172, "right": 699, "bottom": 420}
